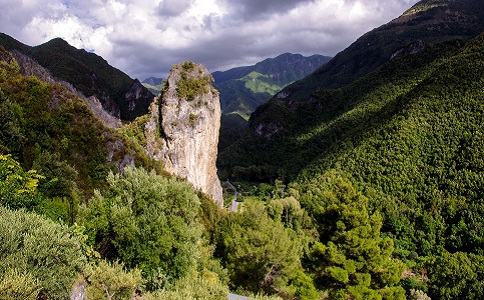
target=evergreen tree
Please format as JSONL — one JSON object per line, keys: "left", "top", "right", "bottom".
{"left": 216, "top": 203, "right": 303, "bottom": 295}
{"left": 306, "top": 179, "right": 406, "bottom": 299}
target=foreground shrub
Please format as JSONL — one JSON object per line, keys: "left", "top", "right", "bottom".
{"left": 0, "top": 205, "right": 86, "bottom": 299}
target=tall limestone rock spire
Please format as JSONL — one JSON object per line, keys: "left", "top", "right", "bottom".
{"left": 145, "top": 62, "right": 223, "bottom": 206}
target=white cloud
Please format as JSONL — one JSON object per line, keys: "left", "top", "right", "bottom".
{"left": 0, "top": 0, "right": 419, "bottom": 79}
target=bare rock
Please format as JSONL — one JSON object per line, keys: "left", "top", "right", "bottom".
{"left": 147, "top": 62, "right": 223, "bottom": 206}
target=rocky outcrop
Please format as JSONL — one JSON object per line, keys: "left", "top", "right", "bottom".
{"left": 390, "top": 40, "right": 426, "bottom": 60}
{"left": 146, "top": 62, "right": 223, "bottom": 206}
{"left": 10, "top": 50, "right": 55, "bottom": 84}
{"left": 123, "top": 79, "right": 154, "bottom": 119}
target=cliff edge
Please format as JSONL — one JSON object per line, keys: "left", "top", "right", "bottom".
{"left": 146, "top": 62, "right": 224, "bottom": 206}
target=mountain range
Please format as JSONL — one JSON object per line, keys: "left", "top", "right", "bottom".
{"left": 212, "top": 53, "right": 331, "bottom": 120}
{"left": 220, "top": 0, "right": 484, "bottom": 179}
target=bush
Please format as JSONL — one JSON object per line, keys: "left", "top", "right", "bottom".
{"left": 87, "top": 260, "right": 143, "bottom": 300}
{"left": 0, "top": 153, "right": 43, "bottom": 210}
{"left": 0, "top": 205, "right": 87, "bottom": 299}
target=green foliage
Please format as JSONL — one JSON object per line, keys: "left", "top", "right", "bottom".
{"left": 266, "top": 195, "right": 307, "bottom": 231}
{"left": 289, "top": 270, "right": 320, "bottom": 300}
{"left": 32, "top": 150, "right": 80, "bottom": 222}
{"left": 216, "top": 202, "right": 303, "bottom": 295}
{"left": 304, "top": 179, "right": 406, "bottom": 299}
{"left": 142, "top": 270, "right": 228, "bottom": 300}
{"left": 425, "top": 251, "right": 484, "bottom": 300}
{"left": 0, "top": 89, "right": 25, "bottom": 155}
{"left": 0, "top": 48, "right": 160, "bottom": 203}
{"left": 189, "top": 113, "right": 198, "bottom": 125}
{"left": 79, "top": 166, "right": 203, "bottom": 280}
{"left": 87, "top": 260, "right": 144, "bottom": 300}
{"left": 0, "top": 153, "right": 43, "bottom": 209}
{"left": 0, "top": 269, "right": 40, "bottom": 300}
{"left": 0, "top": 205, "right": 87, "bottom": 299}
{"left": 174, "top": 62, "right": 213, "bottom": 101}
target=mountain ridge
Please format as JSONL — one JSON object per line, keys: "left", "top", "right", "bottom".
{"left": 213, "top": 52, "right": 331, "bottom": 120}
{"left": 275, "top": 0, "right": 484, "bottom": 103}
{"left": 0, "top": 33, "right": 154, "bottom": 121}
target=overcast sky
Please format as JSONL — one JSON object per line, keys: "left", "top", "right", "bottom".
{"left": 0, "top": 0, "right": 419, "bottom": 80}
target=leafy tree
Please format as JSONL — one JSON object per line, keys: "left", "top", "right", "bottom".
{"left": 306, "top": 179, "right": 406, "bottom": 299}
{"left": 0, "top": 89, "right": 25, "bottom": 156}
{"left": 216, "top": 202, "right": 303, "bottom": 295}
{"left": 79, "top": 166, "right": 203, "bottom": 280}
{"left": 0, "top": 153, "right": 43, "bottom": 209}
{"left": 267, "top": 196, "right": 307, "bottom": 231}
{"left": 32, "top": 150, "right": 80, "bottom": 223}
{"left": 425, "top": 251, "right": 484, "bottom": 299}
{"left": 289, "top": 270, "right": 320, "bottom": 300}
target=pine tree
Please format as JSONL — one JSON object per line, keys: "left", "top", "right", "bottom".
{"left": 307, "top": 179, "right": 406, "bottom": 299}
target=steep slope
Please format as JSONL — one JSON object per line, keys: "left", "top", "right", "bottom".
{"left": 219, "top": 0, "right": 484, "bottom": 180}
{"left": 0, "top": 33, "right": 154, "bottom": 121}
{"left": 213, "top": 53, "right": 331, "bottom": 119}
{"left": 0, "top": 46, "right": 161, "bottom": 210}
{"left": 276, "top": 0, "right": 484, "bottom": 102}
{"left": 295, "top": 31, "right": 484, "bottom": 264}
{"left": 218, "top": 4, "right": 484, "bottom": 267}
{"left": 144, "top": 62, "right": 224, "bottom": 206}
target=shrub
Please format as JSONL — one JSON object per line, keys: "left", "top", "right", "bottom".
{"left": 0, "top": 205, "right": 87, "bottom": 299}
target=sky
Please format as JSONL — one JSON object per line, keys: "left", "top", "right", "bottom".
{"left": 0, "top": 0, "right": 419, "bottom": 80}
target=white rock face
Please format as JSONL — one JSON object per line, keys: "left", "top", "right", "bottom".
{"left": 146, "top": 62, "right": 223, "bottom": 206}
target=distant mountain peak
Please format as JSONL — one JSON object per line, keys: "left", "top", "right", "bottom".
{"left": 212, "top": 53, "right": 331, "bottom": 120}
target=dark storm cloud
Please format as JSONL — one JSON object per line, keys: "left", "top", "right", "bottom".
{"left": 220, "top": 0, "right": 316, "bottom": 21}
{"left": 0, "top": 0, "right": 420, "bottom": 80}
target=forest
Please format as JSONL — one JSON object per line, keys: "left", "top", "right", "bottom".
{"left": 1, "top": 9, "right": 484, "bottom": 300}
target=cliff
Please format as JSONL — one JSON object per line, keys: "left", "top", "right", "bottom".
{"left": 145, "top": 62, "right": 224, "bottom": 206}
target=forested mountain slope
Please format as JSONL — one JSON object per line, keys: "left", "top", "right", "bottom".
{"left": 0, "top": 46, "right": 161, "bottom": 219}
{"left": 217, "top": 5, "right": 484, "bottom": 297}
{"left": 219, "top": 0, "right": 484, "bottom": 182}
{"left": 0, "top": 33, "right": 154, "bottom": 120}
{"left": 213, "top": 53, "right": 331, "bottom": 120}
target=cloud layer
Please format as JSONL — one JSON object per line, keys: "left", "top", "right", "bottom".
{"left": 0, "top": 0, "right": 418, "bottom": 79}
